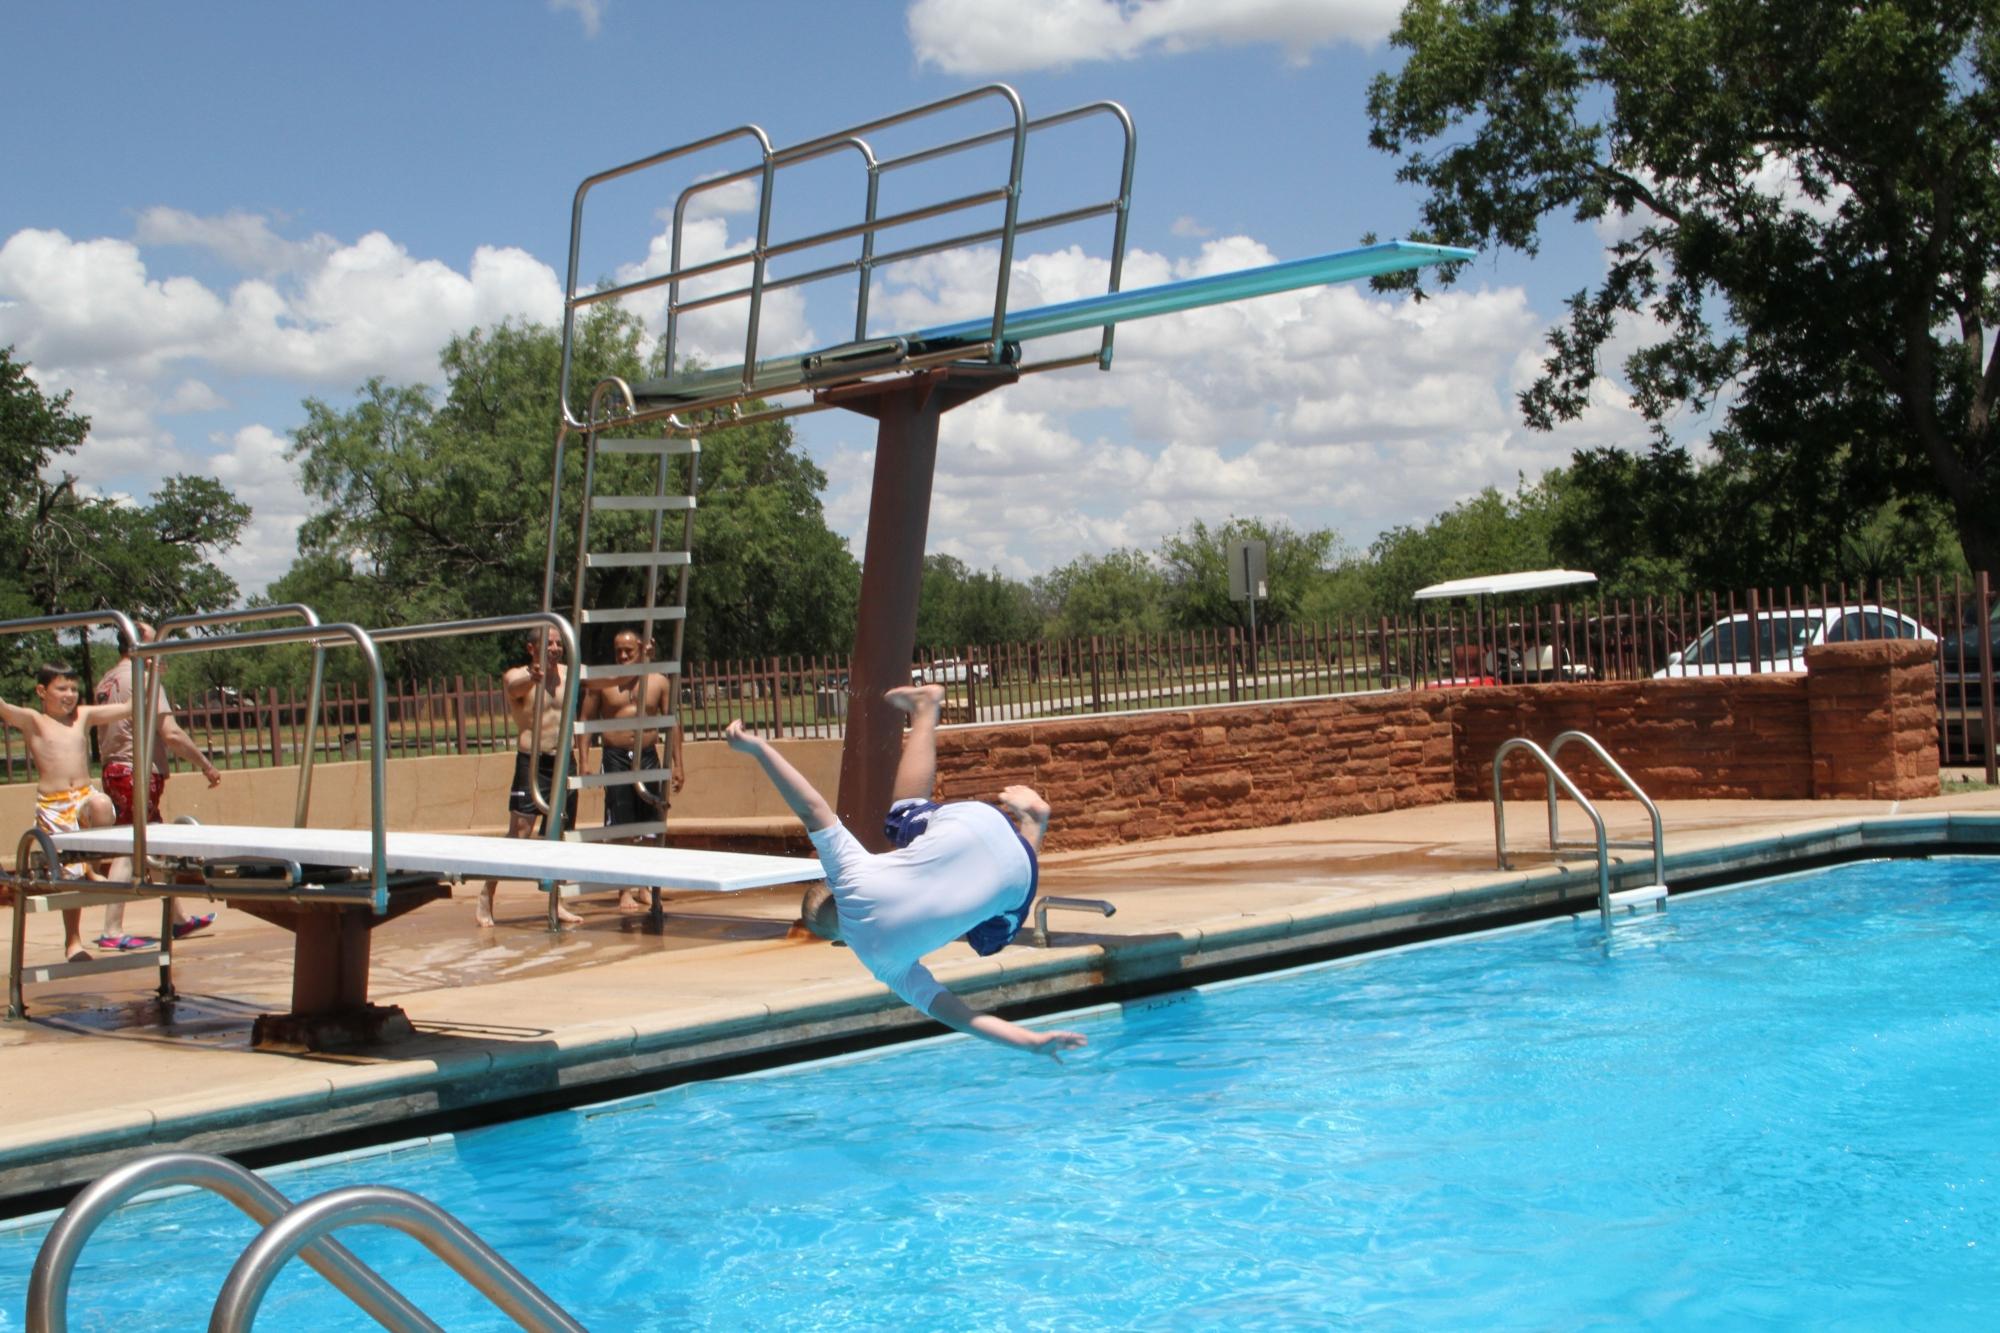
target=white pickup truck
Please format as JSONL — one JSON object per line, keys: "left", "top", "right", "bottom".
{"left": 911, "top": 658, "right": 990, "bottom": 684}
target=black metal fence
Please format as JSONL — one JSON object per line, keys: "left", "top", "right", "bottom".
{"left": 4, "top": 574, "right": 1994, "bottom": 784}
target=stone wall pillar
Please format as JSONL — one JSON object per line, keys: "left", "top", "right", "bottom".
{"left": 1804, "top": 639, "right": 1941, "bottom": 799}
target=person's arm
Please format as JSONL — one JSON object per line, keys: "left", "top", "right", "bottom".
{"left": 0, "top": 698, "right": 40, "bottom": 733}
{"left": 157, "top": 715, "right": 222, "bottom": 787}
{"left": 669, "top": 717, "right": 685, "bottom": 793}
{"left": 76, "top": 700, "right": 132, "bottom": 727}
{"left": 927, "top": 988, "right": 1087, "bottom": 1061}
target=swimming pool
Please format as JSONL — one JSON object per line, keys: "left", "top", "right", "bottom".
{"left": 5, "top": 856, "right": 1997, "bottom": 1328}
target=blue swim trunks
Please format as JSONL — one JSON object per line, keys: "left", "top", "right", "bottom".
{"left": 885, "top": 799, "right": 1039, "bottom": 957}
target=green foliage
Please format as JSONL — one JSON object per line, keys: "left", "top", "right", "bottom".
{"left": 0, "top": 346, "right": 247, "bottom": 698}
{"left": 272, "top": 314, "right": 859, "bottom": 679}
{"left": 1368, "top": 0, "right": 2000, "bottom": 577}
{"left": 914, "top": 554, "right": 1039, "bottom": 651}
{"left": 1158, "top": 517, "right": 1346, "bottom": 631}
{"left": 1033, "top": 548, "right": 1170, "bottom": 640}
{"left": 675, "top": 411, "right": 859, "bottom": 663}
{"left": 1366, "top": 481, "right": 1560, "bottom": 607}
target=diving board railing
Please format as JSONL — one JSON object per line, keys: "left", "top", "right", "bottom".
{"left": 554, "top": 83, "right": 1138, "bottom": 429}
{"left": 26, "top": 1150, "right": 585, "bottom": 1333}
{"left": 1492, "top": 736, "right": 1668, "bottom": 926}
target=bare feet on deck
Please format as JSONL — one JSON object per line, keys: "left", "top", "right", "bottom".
{"left": 555, "top": 901, "right": 584, "bottom": 925}
{"left": 885, "top": 683, "right": 945, "bottom": 715}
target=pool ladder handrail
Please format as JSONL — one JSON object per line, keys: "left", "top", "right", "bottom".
{"left": 1492, "top": 734, "right": 1667, "bottom": 926}
{"left": 25, "top": 1150, "right": 584, "bottom": 1333}
{"left": 210, "top": 1184, "right": 586, "bottom": 1333}
{"left": 1031, "top": 896, "right": 1116, "bottom": 946}
{"left": 26, "top": 1151, "right": 438, "bottom": 1333}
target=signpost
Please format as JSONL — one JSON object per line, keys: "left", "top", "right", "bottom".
{"left": 1228, "top": 539, "right": 1267, "bottom": 681}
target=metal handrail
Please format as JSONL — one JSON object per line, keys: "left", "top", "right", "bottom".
{"left": 25, "top": 1151, "right": 438, "bottom": 1333}
{"left": 1492, "top": 737, "right": 1613, "bottom": 923}
{"left": 129, "top": 622, "right": 389, "bottom": 911}
{"left": 159, "top": 603, "right": 327, "bottom": 829}
{"left": 210, "top": 1185, "right": 586, "bottom": 1333}
{"left": 1031, "top": 896, "right": 1116, "bottom": 947}
{"left": 1547, "top": 730, "right": 1665, "bottom": 888}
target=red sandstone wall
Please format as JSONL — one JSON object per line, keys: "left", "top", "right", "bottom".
{"left": 1453, "top": 677, "right": 1813, "bottom": 801}
{"left": 922, "top": 641, "right": 1939, "bottom": 852}
{"left": 931, "top": 692, "right": 1457, "bottom": 851}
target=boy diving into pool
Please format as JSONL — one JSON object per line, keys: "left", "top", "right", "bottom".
{"left": 725, "top": 684, "right": 1086, "bottom": 1061}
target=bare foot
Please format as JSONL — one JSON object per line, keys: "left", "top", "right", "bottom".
{"left": 885, "top": 683, "right": 945, "bottom": 714}
{"left": 474, "top": 890, "right": 497, "bottom": 929}
{"left": 556, "top": 902, "right": 584, "bottom": 925}
{"left": 619, "top": 889, "right": 650, "bottom": 913}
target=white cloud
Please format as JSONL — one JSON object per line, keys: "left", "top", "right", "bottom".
{"left": 206, "top": 424, "right": 311, "bottom": 594}
{"left": 810, "top": 231, "right": 1647, "bottom": 577}
{"left": 135, "top": 207, "right": 335, "bottom": 277}
{"left": 1170, "top": 215, "right": 1212, "bottom": 239}
{"left": 549, "top": 0, "right": 603, "bottom": 38}
{"left": 907, "top": 0, "right": 1400, "bottom": 75}
{"left": 608, "top": 215, "right": 815, "bottom": 369}
{"left": 162, "top": 379, "right": 226, "bottom": 413}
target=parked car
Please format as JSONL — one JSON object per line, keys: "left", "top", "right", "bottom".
{"left": 911, "top": 658, "right": 990, "bottom": 685}
{"left": 1938, "top": 599, "right": 2000, "bottom": 748}
{"left": 1652, "top": 605, "right": 1936, "bottom": 678}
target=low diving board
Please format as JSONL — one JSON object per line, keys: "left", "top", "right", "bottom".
{"left": 626, "top": 240, "right": 1475, "bottom": 408}
{"left": 27, "top": 826, "right": 822, "bottom": 1051}
{"left": 49, "top": 825, "right": 822, "bottom": 896}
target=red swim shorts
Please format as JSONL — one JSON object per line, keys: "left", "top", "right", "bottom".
{"left": 102, "top": 761, "right": 166, "bottom": 826}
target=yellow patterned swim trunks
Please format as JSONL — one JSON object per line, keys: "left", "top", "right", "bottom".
{"left": 35, "top": 784, "right": 97, "bottom": 878}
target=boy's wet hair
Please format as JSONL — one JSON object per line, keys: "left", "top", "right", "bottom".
{"left": 36, "top": 662, "right": 77, "bottom": 687}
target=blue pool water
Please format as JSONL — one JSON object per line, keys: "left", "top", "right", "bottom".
{"left": 4, "top": 857, "right": 1998, "bottom": 1329}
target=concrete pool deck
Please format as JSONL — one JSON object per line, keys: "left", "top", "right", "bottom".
{"left": 4, "top": 786, "right": 1999, "bottom": 1209}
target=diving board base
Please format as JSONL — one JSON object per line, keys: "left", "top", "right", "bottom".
{"left": 232, "top": 887, "right": 449, "bottom": 1052}
{"left": 252, "top": 1002, "right": 413, "bottom": 1053}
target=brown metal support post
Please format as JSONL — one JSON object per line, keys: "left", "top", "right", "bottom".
{"left": 1980, "top": 571, "right": 1996, "bottom": 786}
{"left": 821, "top": 365, "right": 1017, "bottom": 850}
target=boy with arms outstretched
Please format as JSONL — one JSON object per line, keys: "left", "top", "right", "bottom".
{"left": 0, "top": 664, "right": 131, "bottom": 961}
{"left": 725, "top": 683, "right": 1086, "bottom": 1060}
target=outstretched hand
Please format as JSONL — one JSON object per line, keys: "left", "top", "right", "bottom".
{"left": 1029, "top": 1029, "right": 1088, "bottom": 1062}
{"left": 724, "top": 719, "right": 760, "bottom": 752}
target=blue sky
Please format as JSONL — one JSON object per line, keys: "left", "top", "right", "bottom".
{"left": 1, "top": 0, "right": 1641, "bottom": 600}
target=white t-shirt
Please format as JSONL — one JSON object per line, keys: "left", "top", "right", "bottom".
{"left": 808, "top": 802, "right": 1033, "bottom": 1014}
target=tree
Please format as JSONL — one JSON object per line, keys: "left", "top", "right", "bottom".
{"left": 277, "top": 311, "right": 859, "bottom": 677}
{"left": 1368, "top": 0, "right": 2000, "bottom": 577}
{"left": 0, "top": 347, "right": 248, "bottom": 694}
{"left": 1156, "top": 518, "right": 1344, "bottom": 631}
{"left": 1034, "top": 549, "right": 1170, "bottom": 640}
{"left": 1366, "top": 481, "right": 1560, "bottom": 608}
{"left": 914, "top": 554, "right": 1039, "bottom": 651}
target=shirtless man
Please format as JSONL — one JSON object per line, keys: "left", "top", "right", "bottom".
{"left": 0, "top": 664, "right": 130, "bottom": 961}
{"left": 725, "top": 683, "right": 1086, "bottom": 1060}
{"left": 94, "top": 622, "right": 223, "bottom": 949}
{"left": 477, "top": 627, "right": 584, "bottom": 929}
{"left": 581, "top": 630, "right": 685, "bottom": 911}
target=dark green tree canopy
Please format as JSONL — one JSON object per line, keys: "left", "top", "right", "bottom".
{"left": 0, "top": 346, "right": 248, "bottom": 694}
{"left": 914, "top": 554, "right": 1039, "bottom": 652}
{"left": 1369, "top": 0, "right": 2000, "bottom": 576}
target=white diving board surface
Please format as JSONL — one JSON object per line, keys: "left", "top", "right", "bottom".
{"left": 50, "top": 825, "right": 823, "bottom": 894}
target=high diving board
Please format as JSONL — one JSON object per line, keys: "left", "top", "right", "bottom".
{"left": 623, "top": 240, "right": 1474, "bottom": 408}
{"left": 50, "top": 825, "right": 822, "bottom": 897}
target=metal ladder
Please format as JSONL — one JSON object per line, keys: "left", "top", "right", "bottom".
{"left": 1492, "top": 731, "right": 1668, "bottom": 926}
{"left": 25, "top": 1150, "right": 583, "bottom": 1332}
{"left": 547, "top": 378, "right": 697, "bottom": 862}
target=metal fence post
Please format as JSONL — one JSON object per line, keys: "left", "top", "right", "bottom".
{"left": 264, "top": 688, "right": 284, "bottom": 768}
{"left": 1980, "top": 570, "right": 1997, "bottom": 786}
{"left": 1089, "top": 635, "right": 1104, "bottom": 713}
{"left": 1227, "top": 626, "right": 1241, "bottom": 702}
